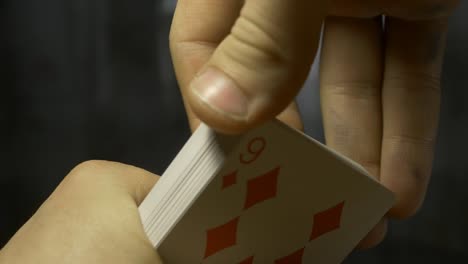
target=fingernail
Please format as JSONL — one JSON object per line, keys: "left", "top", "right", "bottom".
{"left": 191, "top": 67, "right": 248, "bottom": 120}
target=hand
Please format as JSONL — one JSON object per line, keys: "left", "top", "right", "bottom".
{"left": 0, "top": 161, "right": 161, "bottom": 264}
{"left": 170, "top": 0, "right": 459, "bottom": 248}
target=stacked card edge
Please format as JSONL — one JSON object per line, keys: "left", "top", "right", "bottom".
{"left": 138, "top": 124, "right": 227, "bottom": 247}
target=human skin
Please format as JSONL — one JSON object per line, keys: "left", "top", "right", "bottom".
{"left": 170, "top": 0, "right": 459, "bottom": 248}
{"left": 0, "top": 161, "right": 162, "bottom": 264}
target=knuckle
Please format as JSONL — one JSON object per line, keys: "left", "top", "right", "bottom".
{"left": 71, "top": 160, "right": 111, "bottom": 175}
{"left": 322, "top": 81, "right": 381, "bottom": 99}
{"left": 384, "top": 134, "right": 435, "bottom": 145}
{"left": 370, "top": 233, "right": 386, "bottom": 248}
{"left": 357, "top": 220, "right": 388, "bottom": 249}
{"left": 225, "top": 13, "right": 290, "bottom": 68}
{"left": 66, "top": 160, "right": 114, "bottom": 185}
{"left": 362, "top": 233, "right": 386, "bottom": 249}
{"left": 390, "top": 196, "right": 424, "bottom": 219}
{"left": 46, "top": 160, "right": 116, "bottom": 205}
{"left": 384, "top": 71, "right": 441, "bottom": 95}
{"left": 391, "top": 205, "right": 419, "bottom": 220}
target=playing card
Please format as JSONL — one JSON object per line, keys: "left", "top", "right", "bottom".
{"left": 154, "top": 120, "right": 394, "bottom": 263}
{"left": 139, "top": 124, "right": 241, "bottom": 246}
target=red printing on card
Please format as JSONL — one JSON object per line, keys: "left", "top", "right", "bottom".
{"left": 240, "top": 137, "right": 266, "bottom": 164}
{"left": 244, "top": 166, "right": 280, "bottom": 210}
{"left": 274, "top": 247, "right": 305, "bottom": 264}
{"left": 204, "top": 217, "right": 240, "bottom": 259}
{"left": 310, "top": 201, "right": 345, "bottom": 240}
{"left": 239, "top": 256, "right": 254, "bottom": 264}
{"left": 222, "top": 170, "right": 238, "bottom": 189}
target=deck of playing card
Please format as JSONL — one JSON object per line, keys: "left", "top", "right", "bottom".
{"left": 139, "top": 120, "right": 394, "bottom": 263}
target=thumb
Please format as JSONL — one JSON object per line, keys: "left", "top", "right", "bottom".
{"left": 187, "top": 0, "right": 328, "bottom": 133}
{"left": 0, "top": 161, "right": 162, "bottom": 264}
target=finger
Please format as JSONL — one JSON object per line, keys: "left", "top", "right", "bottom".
{"left": 320, "top": 16, "right": 384, "bottom": 182}
{"left": 64, "top": 160, "right": 159, "bottom": 204}
{"left": 170, "top": 0, "right": 244, "bottom": 131}
{"left": 277, "top": 101, "right": 304, "bottom": 131}
{"left": 187, "top": 102, "right": 304, "bottom": 132}
{"left": 381, "top": 18, "right": 447, "bottom": 219}
{"left": 184, "top": 0, "right": 328, "bottom": 133}
{"left": 320, "top": 16, "right": 385, "bottom": 248}
{"left": 170, "top": 0, "right": 304, "bottom": 133}
{"left": 357, "top": 218, "right": 388, "bottom": 249}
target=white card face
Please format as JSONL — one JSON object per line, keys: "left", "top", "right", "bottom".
{"left": 157, "top": 121, "right": 394, "bottom": 263}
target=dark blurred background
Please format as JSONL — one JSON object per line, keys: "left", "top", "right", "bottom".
{"left": 0, "top": 0, "right": 467, "bottom": 262}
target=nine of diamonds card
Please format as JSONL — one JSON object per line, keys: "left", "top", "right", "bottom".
{"left": 139, "top": 120, "right": 394, "bottom": 263}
